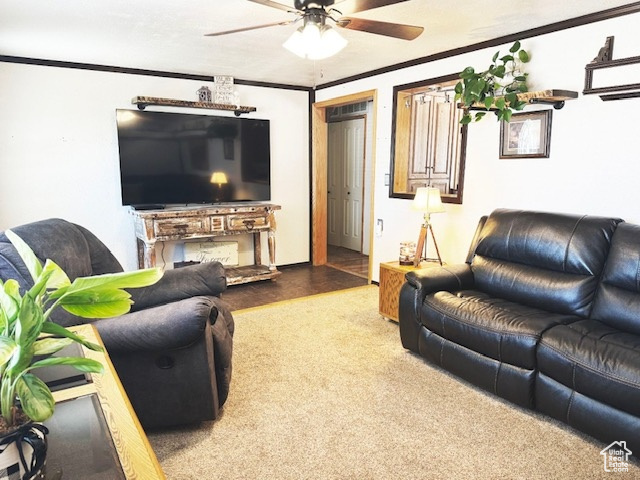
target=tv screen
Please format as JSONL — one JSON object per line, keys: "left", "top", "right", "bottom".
{"left": 115, "top": 109, "right": 271, "bottom": 207}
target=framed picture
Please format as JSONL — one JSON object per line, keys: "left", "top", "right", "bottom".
{"left": 499, "top": 110, "right": 552, "bottom": 159}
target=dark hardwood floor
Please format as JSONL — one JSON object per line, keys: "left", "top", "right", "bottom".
{"left": 326, "top": 245, "right": 369, "bottom": 279}
{"left": 220, "top": 263, "right": 369, "bottom": 311}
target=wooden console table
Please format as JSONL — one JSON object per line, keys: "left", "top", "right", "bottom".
{"left": 130, "top": 203, "right": 281, "bottom": 285}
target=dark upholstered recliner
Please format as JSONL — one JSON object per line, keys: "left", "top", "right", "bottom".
{"left": 0, "top": 218, "right": 234, "bottom": 429}
{"left": 400, "top": 209, "right": 640, "bottom": 453}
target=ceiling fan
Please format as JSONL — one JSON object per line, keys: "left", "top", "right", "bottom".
{"left": 205, "top": 0, "right": 424, "bottom": 59}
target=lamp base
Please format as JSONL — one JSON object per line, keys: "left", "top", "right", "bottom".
{"left": 413, "top": 223, "right": 443, "bottom": 267}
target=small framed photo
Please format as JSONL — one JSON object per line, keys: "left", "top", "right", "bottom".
{"left": 499, "top": 110, "right": 552, "bottom": 159}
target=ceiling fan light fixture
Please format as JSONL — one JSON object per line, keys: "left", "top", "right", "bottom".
{"left": 283, "top": 22, "right": 347, "bottom": 60}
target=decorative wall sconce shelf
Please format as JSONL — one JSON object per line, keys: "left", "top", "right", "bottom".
{"left": 464, "top": 89, "right": 578, "bottom": 111}
{"left": 583, "top": 36, "right": 640, "bottom": 101}
{"left": 131, "top": 96, "right": 257, "bottom": 116}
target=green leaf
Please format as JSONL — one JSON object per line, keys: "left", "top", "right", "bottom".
{"left": 5, "top": 231, "right": 42, "bottom": 284}
{"left": 519, "top": 50, "right": 530, "bottom": 63}
{"left": 460, "top": 114, "right": 472, "bottom": 125}
{"left": 59, "top": 288, "right": 134, "bottom": 318}
{"left": 500, "top": 55, "right": 514, "bottom": 63}
{"left": 33, "top": 337, "right": 73, "bottom": 355}
{"left": 454, "top": 82, "right": 463, "bottom": 94}
{"left": 49, "top": 268, "right": 162, "bottom": 301}
{"left": 459, "top": 66, "right": 475, "bottom": 79}
{"left": 16, "top": 295, "right": 43, "bottom": 349}
{"left": 492, "top": 65, "right": 506, "bottom": 78}
{"left": 514, "top": 75, "right": 527, "bottom": 82}
{"left": 484, "top": 96, "right": 495, "bottom": 109}
{"left": 495, "top": 97, "right": 506, "bottom": 110}
{"left": 514, "top": 100, "right": 527, "bottom": 111}
{"left": 505, "top": 92, "right": 518, "bottom": 106}
{"left": 0, "top": 280, "right": 20, "bottom": 327}
{"left": 474, "top": 112, "right": 486, "bottom": 122}
{"left": 40, "top": 322, "right": 103, "bottom": 352}
{"left": 492, "top": 51, "right": 500, "bottom": 62}
{"left": 510, "top": 41, "right": 521, "bottom": 53}
{"left": 31, "top": 356, "right": 104, "bottom": 374}
{"left": 16, "top": 374, "right": 54, "bottom": 422}
{"left": 502, "top": 109, "right": 513, "bottom": 122}
{"left": 0, "top": 336, "right": 17, "bottom": 368}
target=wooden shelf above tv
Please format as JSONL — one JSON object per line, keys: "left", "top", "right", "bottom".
{"left": 131, "top": 96, "right": 257, "bottom": 116}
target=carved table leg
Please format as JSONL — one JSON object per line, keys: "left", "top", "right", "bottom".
{"left": 137, "top": 239, "right": 157, "bottom": 269}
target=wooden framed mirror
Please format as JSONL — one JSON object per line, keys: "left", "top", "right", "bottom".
{"left": 389, "top": 73, "right": 468, "bottom": 204}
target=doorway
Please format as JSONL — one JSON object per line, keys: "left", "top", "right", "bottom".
{"left": 311, "top": 90, "right": 377, "bottom": 282}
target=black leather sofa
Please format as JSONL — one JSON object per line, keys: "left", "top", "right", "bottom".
{"left": 0, "top": 218, "right": 234, "bottom": 429}
{"left": 399, "top": 209, "right": 640, "bottom": 452}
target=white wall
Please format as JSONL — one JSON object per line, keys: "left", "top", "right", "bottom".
{"left": 0, "top": 63, "right": 310, "bottom": 270}
{"left": 316, "top": 13, "right": 640, "bottom": 281}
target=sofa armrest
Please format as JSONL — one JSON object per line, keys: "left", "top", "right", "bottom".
{"left": 399, "top": 264, "right": 475, "bottom": 352}
{"left": 93, "top": 296, "right": 217, "bottom": 353}
{"left": 128, "top": 262, "right": 227, "bottom": 311}
{"left": 405, "top": 263, "right": 475, "bottom": 298}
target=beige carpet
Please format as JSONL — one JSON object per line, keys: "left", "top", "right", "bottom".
{"left": 148, "top": 285, "right": 640, "bottom": 479}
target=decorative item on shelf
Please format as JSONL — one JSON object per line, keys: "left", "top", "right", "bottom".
{"left": 213, "top": 76, "right": 235, "bottom": 105}
{"left": 584, "top": 36, "right": 640, "bottom": 101}
{"left": 412, "top": 187, "right": 445, "bottom": 266}
{"left": 197, "top": 86, "right": 212, "bottom": 103}
{"left": 500, "top": 110, "right": 552, "bottom": 159}
{"left": 455, "top": 41, "right": 530, "bottom": 124}
{"left": 210, "top": 171, "right": 228, "bottom": 202}
{"left": 399, "top": 241, "right": 417, "bottom": 266}
{"left": 0, "top": 231, "right": 162, "bottom": 479}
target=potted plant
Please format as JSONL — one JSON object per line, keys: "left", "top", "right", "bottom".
{"left": 454, "top": 40, "right": 531, "bottom": 124}
{"left": 0, "top": 229, "right": 162, "bottom": 479}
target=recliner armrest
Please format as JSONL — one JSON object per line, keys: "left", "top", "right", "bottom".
{"left": 93, "top": 296, "right": 217, "bottom": 352}
{"left": 128, "top": 262, "right": 227, "bottom": 311}
{"left": 405, "top": 263, "right": 475, "bottom": 297}
{"left": 399, "top": 264, "right": 475, "bottom": 353}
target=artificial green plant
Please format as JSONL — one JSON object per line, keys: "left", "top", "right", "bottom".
{"left": 0, "top": 230, "right": 162, "bottom": 428}
{"left": 454, "top": 41, "right": 531, "bottom": 124}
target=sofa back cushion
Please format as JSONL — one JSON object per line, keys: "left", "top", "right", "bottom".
{"left": 591, "top": 222, "right": 640, "bottom": 334}
{"left": 471, "top": 209, "right": 622, "bottom": 316}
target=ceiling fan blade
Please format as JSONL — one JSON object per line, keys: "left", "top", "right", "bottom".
{"left": 248, "top": 0, "right": 302, "bottom": 13}
{"left": 336, "top": 17, "right": 423, "bottom": 40}
{"left": 205, "top": 20, "right": 295, "bottom": 37}
{"left": 332, "top": 0, "right": 409, "bottom": 14}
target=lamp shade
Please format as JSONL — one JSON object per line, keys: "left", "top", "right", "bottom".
{"left": 210, "top": 172, "right": 228, "bottom": 185}
{"left": 283, "top": 23, "right": 347, "bottom": 60}
{"left": 412, "top": 187, "right": 445, "bottom": 213}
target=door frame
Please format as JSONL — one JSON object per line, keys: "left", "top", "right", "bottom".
{"left": 311, "top": 89, "right": 377, "bottom": 282}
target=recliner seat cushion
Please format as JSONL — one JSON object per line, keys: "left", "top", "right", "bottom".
{"left": 538, "top": 319, "right": 640, "bottom": 418}
{"left": 421, "top": 289, "right": 580, "bottom": 370}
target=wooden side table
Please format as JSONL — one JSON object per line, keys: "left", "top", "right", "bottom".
{"left": 379, "top": 260, "right": 442, "bottom": 322}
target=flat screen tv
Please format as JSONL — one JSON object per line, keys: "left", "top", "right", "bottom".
{"left": 116, "top": 109, "right": 271, "bottom": 208}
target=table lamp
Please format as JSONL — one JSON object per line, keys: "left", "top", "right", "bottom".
{"left": 412, "top": 187, "right": 445, "bottom": 266}
{"left": 210, "top": 172, "right": 228, "bottom": 202}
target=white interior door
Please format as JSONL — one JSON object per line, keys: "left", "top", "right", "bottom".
{"left": 328, "top": 118, "right": 365, "bottom": 252}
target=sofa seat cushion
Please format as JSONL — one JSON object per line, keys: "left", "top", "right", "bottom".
{"left": 538, "top": 319, "right": 640, "bottom": 417}
{"left": 421, "top": 290, "right": 580, "bottom": 370}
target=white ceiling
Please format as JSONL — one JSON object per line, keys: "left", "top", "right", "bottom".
{"left": 0, "top": 0, "right": 634, "bottom": 88}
